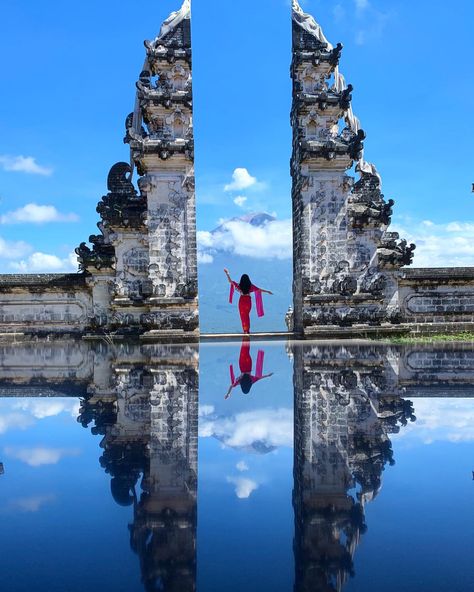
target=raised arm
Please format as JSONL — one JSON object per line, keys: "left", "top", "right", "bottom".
{"left": 251, "top": 284, "right": 273, "bottom": 295}
{"left": 224, "top": 383, "right": 234, "bottom": 399}
{"left": 251, "top": 372, "right": 274, "bottom": 385}
{"left": 224, "top": 268, "right": 233, "bottom": 284}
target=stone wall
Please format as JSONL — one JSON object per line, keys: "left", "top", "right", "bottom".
{"left": 399, "top": 268, "right": 474, "bottom": 335}
{"left": 0, "top": 274, "right": 91, "bottom": 336}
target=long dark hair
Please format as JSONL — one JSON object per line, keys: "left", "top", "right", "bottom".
{"left": 240, "top": 373, "right": 253, "bottom": 394}
{"left": 239, "top": 274, "right": 252, "bottom": 295}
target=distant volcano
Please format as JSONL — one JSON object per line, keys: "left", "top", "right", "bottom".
{"left": 197, "top": 211, "right": 292, "bottom": 333}
{"left": 212, "top": 212, "right": 276, "bottom": 233}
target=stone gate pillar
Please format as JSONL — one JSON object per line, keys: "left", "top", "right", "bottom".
{"left": 127, "top": 0, "right": 198, "bottom": 336}
{"left": 75, "top": 0, "right": 198, "bottom": 337}
{"left": 290, "top": 0, "right": 415, "bottom": 337}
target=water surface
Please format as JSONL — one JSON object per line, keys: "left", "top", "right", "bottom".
{"left": 0, "top": 340, "right": 473, "bottom": 591}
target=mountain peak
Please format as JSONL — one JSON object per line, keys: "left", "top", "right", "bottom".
{"left": 213, "top": 212, "right": 276, "bottom": 234}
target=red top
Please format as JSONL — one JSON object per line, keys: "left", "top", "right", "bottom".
{"left": 229, "top": 281, "right": 265, "bottom": 317}
{"left": 230, "top": 349, "right": 266, "bottom": 387}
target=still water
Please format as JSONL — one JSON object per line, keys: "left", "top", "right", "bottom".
{"left": 0, "top": 339, "right": 473, "bottom": 591}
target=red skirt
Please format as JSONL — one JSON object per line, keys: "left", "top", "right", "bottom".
{"left": 238, "top": 295, "right": 252, "bottom": 333}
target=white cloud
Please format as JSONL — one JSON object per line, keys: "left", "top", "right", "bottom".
{"left": 236, "top": 460, "right": 249, "bottom": 472}
{"left": 226, "top": 476, "right": 259, "bottom": 499}
{"left": 197, "top": 218, "right": 292, "bottom": 261}
{"left": 0, "top": 155, "right": 53, "bottom": 176}
{"left": 0, "top": 236, "right": 32, "bottom": 259}
{"left": 446, "top": 222, "right": 474, "bottom": 233}
{"left": 10, "top": 494, "right": 56, "bottom": 513}
{"left": 1, "top": 204, "right": 79, "bottom": 224}
{"left": 199, "top": 408, "right": 293, "bottom": 451}
{"left": 391, "top": 217, "right": 474, "bottom": 267}
{"left": 224, "top": 168, "right": 257, "bottom": 192}
{"left": 9, "top": 251, "right": 78, "bottom": 273}
{"left": 197, "top": 250, "right": 214, "bottom": 264}
{"left": 233, "top": 195, "right": 248, "bottom": 208}
{"left": 4, "top": 446, "right": 81, "bottom": 467}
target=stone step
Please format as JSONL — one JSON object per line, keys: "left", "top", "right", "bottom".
{"left": 200, "top": 332, "right": 295, "bottom": 342}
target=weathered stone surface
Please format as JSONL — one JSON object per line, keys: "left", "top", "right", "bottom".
{"left": 399, "top": 268, "right": 474, "bottom": 328}
{"left": 0, "top": 276, "right": 92, "bottom": 335}
{"left": 290, "top": 0, "right": 414, "bottom": 335}
{"left": 0, "top": 274, "right": 87, "bottom": 290}
{"left": 124, "top": 0, "right": 198, "bottom": 335}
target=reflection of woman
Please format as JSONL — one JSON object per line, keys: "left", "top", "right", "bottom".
{"left": 224, "top": 268, "right": 273, "bottom": 334}
{"left": 225, "top": 338, "right": 273, "bottom": 399}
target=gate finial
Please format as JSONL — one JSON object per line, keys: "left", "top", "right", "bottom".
{"left": 292, "top": 0, "right": 333, "bottom": 49}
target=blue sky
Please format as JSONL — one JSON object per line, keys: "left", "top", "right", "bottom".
{"left": 1, "top": 0, "right": 474, "bottom": 273}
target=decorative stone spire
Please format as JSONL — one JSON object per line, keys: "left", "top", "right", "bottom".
{"left": 292, "top": 0, "right": 333, "bottom": 48}
{"left": 126, "top": 1, "right": 198, "bottom": 336}
{"left": 75, "top": 2, "right": 199, "bottom": 336}
{"left": 290, "top": 5, "right": 415, "bottom": 335}
{"left": 155, "top": 0, "right": 191, "bottom": 43}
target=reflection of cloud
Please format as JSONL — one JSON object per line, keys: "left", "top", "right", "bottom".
{"left": 236, "top": 460, "right": 249, "bottom": 472}
{"left": 12, "top": 399, "right": 80, "bottom": 419}
{"left": 199, "top": 408, "right": 293, "bottom": 452}
{"left": 10, "top": 494, "right": 56, "bottom": 513}
{"left": 0, "top": 413, "right": 34, "bottom": 434}
{"left": 5, "top": 446, "right": 81, "bottom": 467}
{"left": 393, "top": 399, "right": 474, "bottom": 444}
{"left": 198, "top": 405, "right": 215, "bottom": 417}
{"left": 227, "top": 476, "right": 258, "bottom": 499}
{"left": 0, "top": 399, "right": 80, "bottom": 436}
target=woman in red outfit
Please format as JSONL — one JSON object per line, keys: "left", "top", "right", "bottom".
{"left": 224, "top": 268, "right": 273, "bottom": 334}
{"left": 225, "top": 337, "right": 273, "bottom": 399}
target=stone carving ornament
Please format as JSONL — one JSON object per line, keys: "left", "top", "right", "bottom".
{"left": 292, "top": 0, "right": 333, "bottom": 47}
